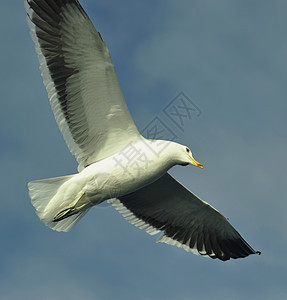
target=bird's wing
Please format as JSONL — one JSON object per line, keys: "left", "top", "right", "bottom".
{"left": 25, "top": 0, "right": 140, "bottom": 171}
{"left": 109, "top": 173, "right": 260, "bottom": 261}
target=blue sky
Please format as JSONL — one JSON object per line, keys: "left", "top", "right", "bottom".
{"left": 1, "top": 0, "right": 287, "bottom": 299}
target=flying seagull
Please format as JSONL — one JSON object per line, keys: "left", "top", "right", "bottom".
{"left": 25, "top": 0, "right": 260, "bottom": 261}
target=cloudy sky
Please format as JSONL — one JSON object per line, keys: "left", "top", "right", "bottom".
{"left": 1, "top": 0, "right": 287, "bottom": 299}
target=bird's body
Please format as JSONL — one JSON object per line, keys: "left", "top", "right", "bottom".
{"left": 30, "top": 139, "right": 193, "bottom": 230}
{"left": 25, "top": 0, "right": 260, "bottom": 260}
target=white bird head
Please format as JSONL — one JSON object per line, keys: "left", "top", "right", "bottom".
{"left": 177, "top": 144, "right": 204, "bottom": 168}
{"left": 150, "top": 140, "right": 204, "bottom": 169}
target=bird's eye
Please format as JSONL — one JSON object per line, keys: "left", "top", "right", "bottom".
{"left": 186, "top": 148, "right": 190, "bottom": 153}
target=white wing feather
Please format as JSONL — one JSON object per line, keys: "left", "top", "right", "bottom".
{"left": 25, "top": 0, "right": 140, "bottom": 171}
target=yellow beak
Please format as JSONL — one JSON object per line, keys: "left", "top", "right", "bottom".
{"left": 189, "top": 156, "right": 204, "bottom": 169}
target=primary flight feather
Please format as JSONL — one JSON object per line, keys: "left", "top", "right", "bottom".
{"left": 25, "top": 0, "right": 260, "bottom": 261}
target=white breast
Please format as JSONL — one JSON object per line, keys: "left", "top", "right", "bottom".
{"left": 80, "top": 139, "right": 176, "bottom": 203}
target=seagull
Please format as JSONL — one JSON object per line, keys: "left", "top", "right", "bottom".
{"left": 25, "top": 0, "right": 260, "bottom": 261}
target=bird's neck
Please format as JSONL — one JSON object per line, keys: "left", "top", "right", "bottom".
{"left": 142, "top": 139, "right": 179, "bottom": 170}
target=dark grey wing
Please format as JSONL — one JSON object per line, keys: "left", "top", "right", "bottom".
{"left": 109, "top": 173, "right": 260, "bottom": 261}
{"left": 25, "top": 0, "right": 140, "bottom": 171}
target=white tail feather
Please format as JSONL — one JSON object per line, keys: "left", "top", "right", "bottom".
{"left": 28, "top": 175, "right": 91, "bottom": 232}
